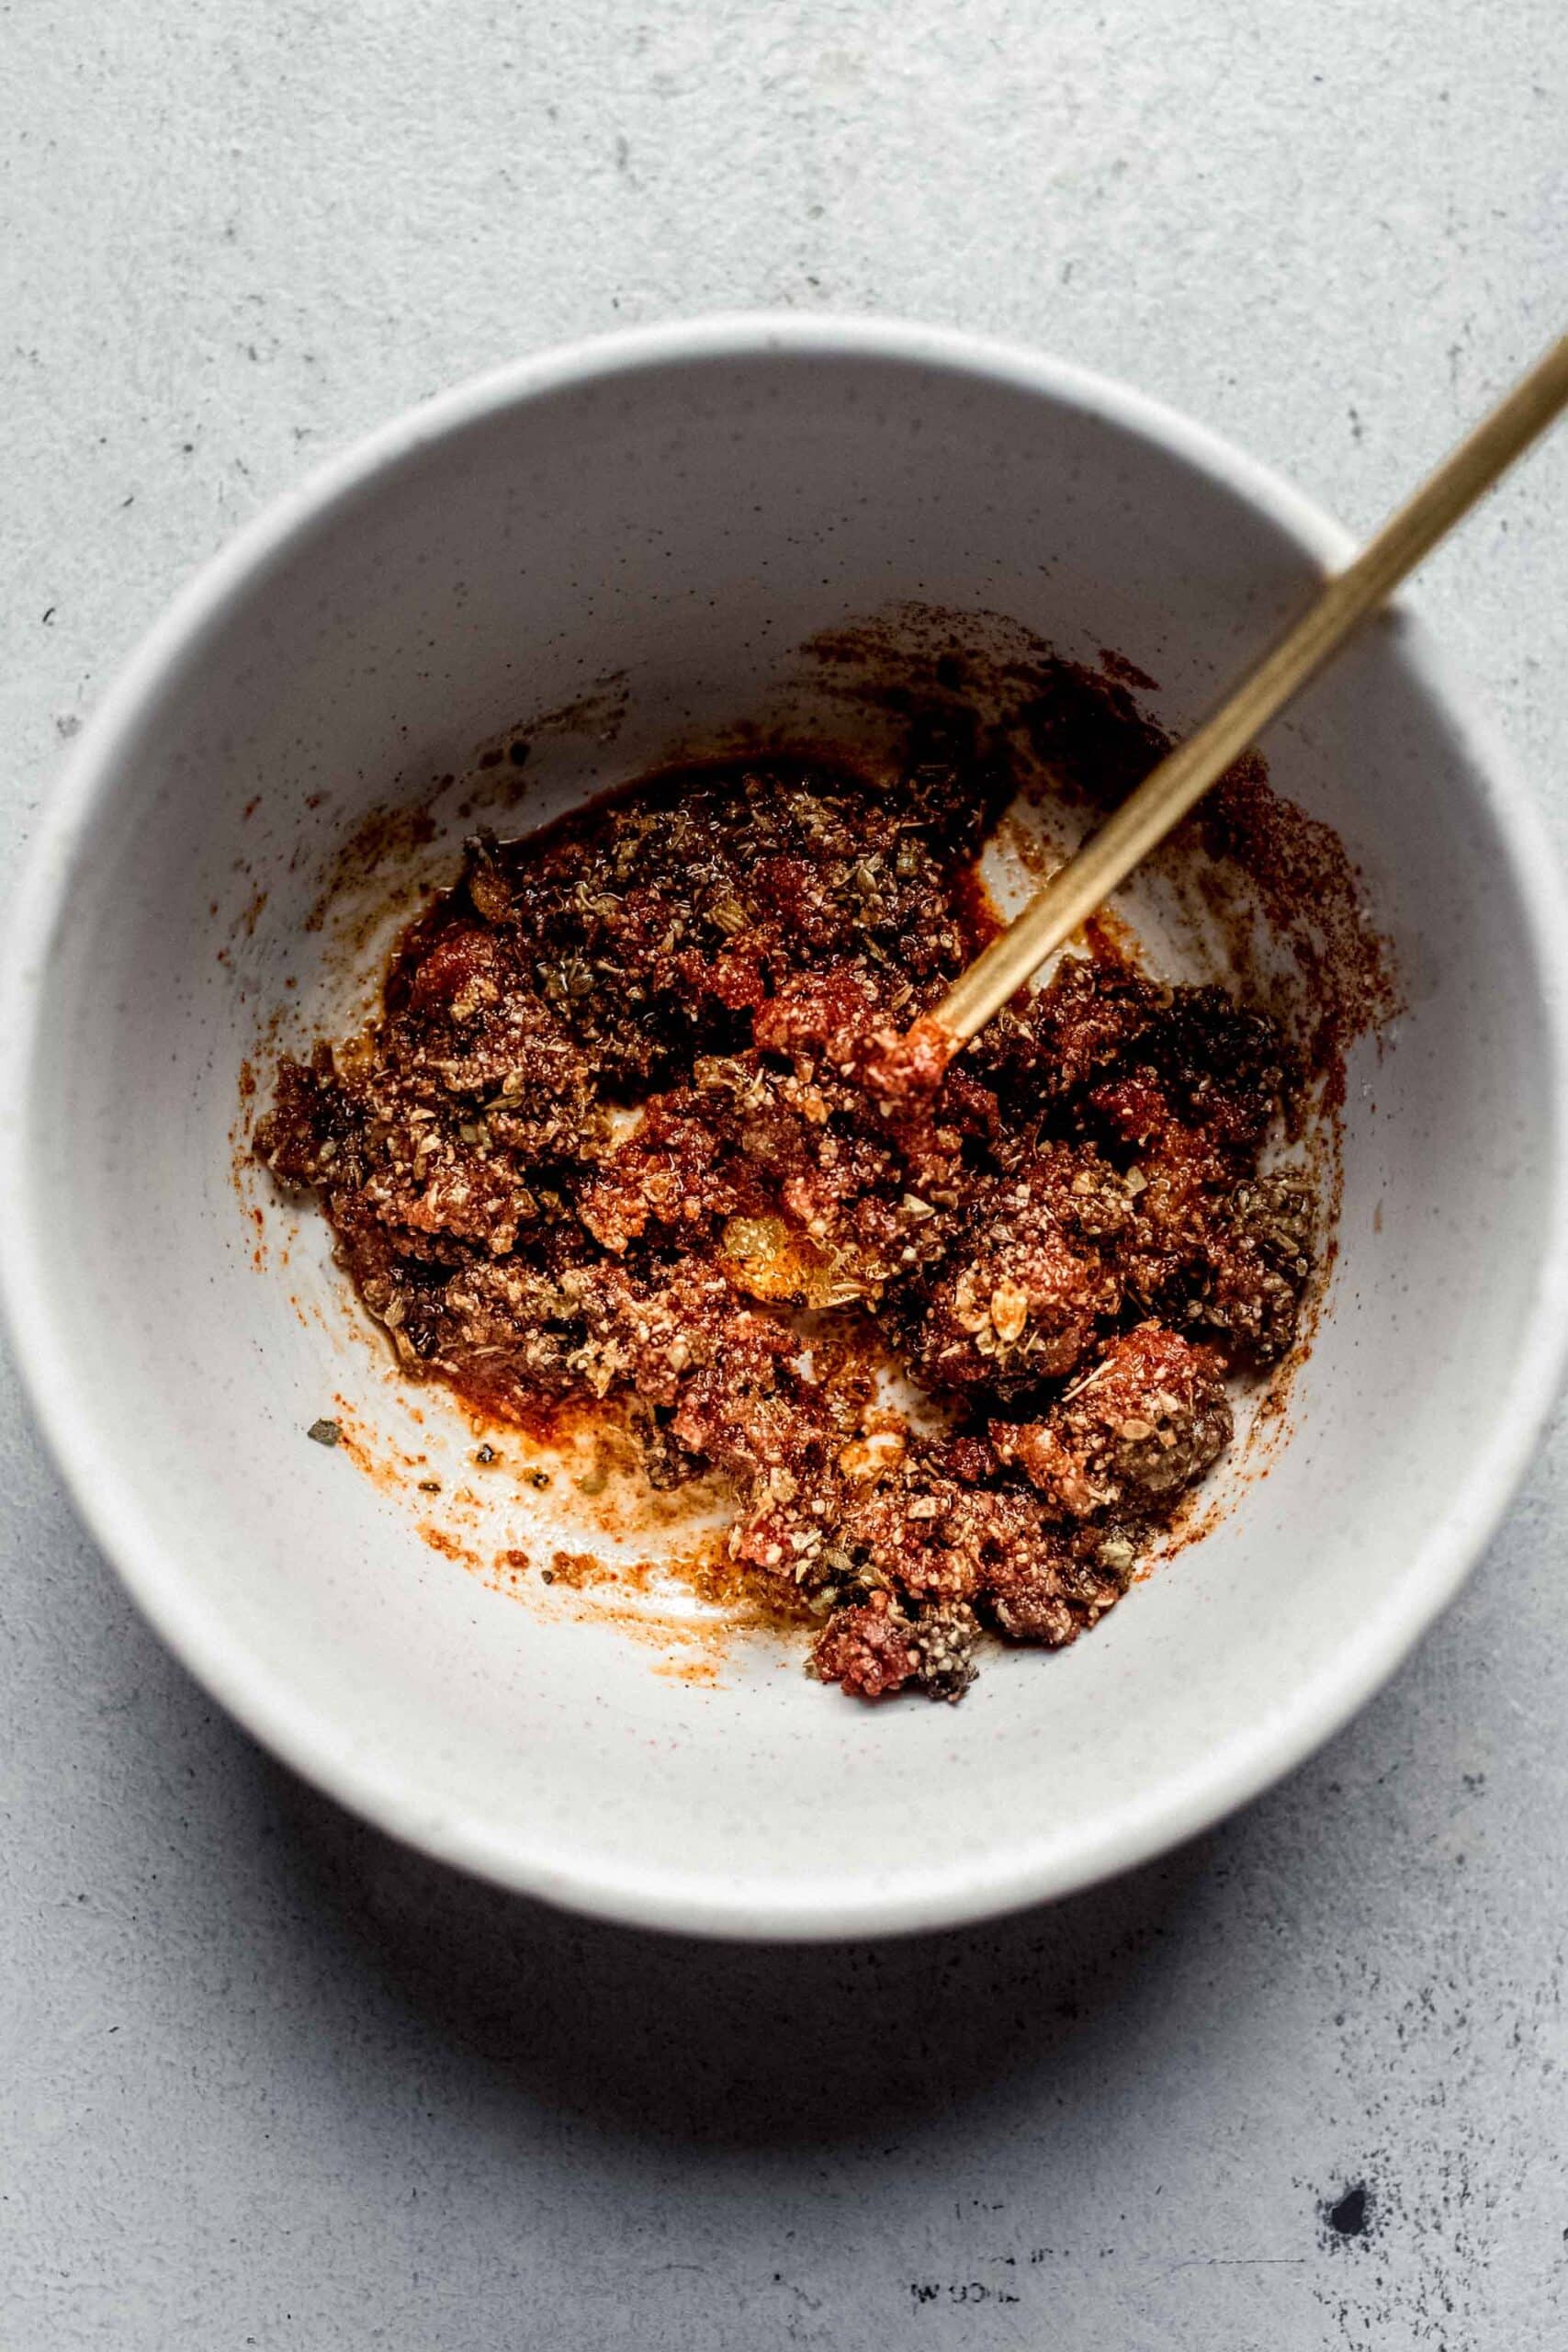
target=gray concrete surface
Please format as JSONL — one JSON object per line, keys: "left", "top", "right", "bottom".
{"left": 4, "top": 3, "right": 1566, "bottom": 2344}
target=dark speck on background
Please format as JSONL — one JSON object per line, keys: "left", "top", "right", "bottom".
{"left": 1323, "top": 2181, "right": 1372, "bottom": 2240}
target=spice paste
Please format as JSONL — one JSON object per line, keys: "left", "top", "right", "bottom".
{"left": 258, "top": 742, "right": 1320, "bottom": 1702}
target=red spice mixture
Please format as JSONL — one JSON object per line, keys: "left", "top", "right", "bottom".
{"left": 257, "top": 719, "right": 1332, "bottom": 1703}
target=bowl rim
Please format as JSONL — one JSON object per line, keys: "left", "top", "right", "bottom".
{"left": 6, "top": 309, "right": 1568, "bottom": 1941}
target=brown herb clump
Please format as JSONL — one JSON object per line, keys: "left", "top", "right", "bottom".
{"left": 257, "top": 748, "right": 1316, "bottom": 1702}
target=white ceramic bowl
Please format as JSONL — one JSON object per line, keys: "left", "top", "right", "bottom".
{"left": 6, "top": 315, "right": 1568, "bottom": 1940}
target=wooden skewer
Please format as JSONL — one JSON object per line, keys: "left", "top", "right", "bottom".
{"left": 920, "top": 329, "right": 1568, "bottom": 1063}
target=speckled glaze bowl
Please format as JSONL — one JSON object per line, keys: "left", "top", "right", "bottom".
{"left": 6, "top": 316, "right": 1568, "bottom": 1939}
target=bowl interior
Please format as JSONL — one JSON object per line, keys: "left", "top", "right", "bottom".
{"left": 10, "top": 331, "right": 1564, "bottom": 1935}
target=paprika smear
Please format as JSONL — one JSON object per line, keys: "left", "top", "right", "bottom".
{"left": 258, "top": 747, "right": 1317, "bottom": 1702}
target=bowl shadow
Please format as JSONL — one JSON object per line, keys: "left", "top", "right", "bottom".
{"left": 271, "top": 1757, "right": 1219, "bottom": 2153}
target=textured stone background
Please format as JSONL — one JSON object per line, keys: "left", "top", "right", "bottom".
{"left": 4, "top": 4, "right": 1566, "bottom": 2344}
